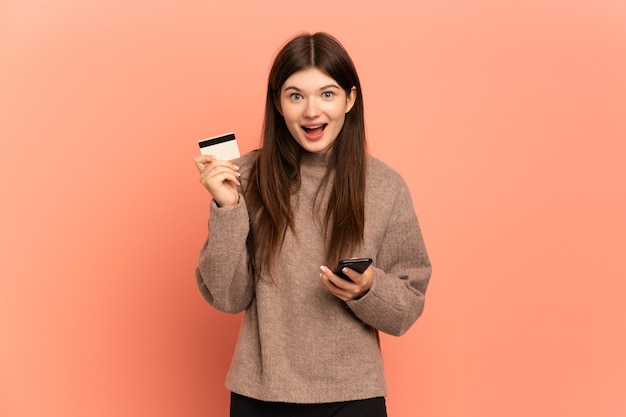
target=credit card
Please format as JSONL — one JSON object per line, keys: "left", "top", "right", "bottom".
{"left": 198, "top": 132, "right": 240, "bottom": 160}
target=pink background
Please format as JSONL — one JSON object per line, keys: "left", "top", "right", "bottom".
{"left": 2, "top": 0, "right": 625, "bottom": 416}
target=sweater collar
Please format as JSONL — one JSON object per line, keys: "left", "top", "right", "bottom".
{"left": 300, "top": 151, "right": 330, "bottom": 177}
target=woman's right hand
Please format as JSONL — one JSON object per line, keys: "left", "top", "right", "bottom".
{"left": 194, "top": 155, "right": 241, "bottom": 207}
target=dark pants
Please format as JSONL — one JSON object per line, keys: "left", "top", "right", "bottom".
{"left": 230, "top": 392, "right": 388, "bottom": 417}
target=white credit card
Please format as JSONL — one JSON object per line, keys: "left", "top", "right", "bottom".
{"left": 198, "top": 132, "right": 240, "bottom": 160}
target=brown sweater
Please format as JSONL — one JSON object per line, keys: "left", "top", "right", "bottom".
{"left": 195, "top": 151, "right": 431, "bottom": 403}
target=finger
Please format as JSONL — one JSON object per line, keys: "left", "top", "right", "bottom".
{"left": 323, "top": 265, "right": 373, "bottom": 299}
{"left": 194, "top": 154, "right": 215, "bottom": 172}
{"left": 201, "top": 159, "right": 240, "bottom": 176}
{"left": 320, "top": 274, "right": 351, "bottom": 301}
{"left": 199, "top": 160, "right": 237, "bottom": 177}
{"left": 340, "top": 266, "right": 373, "bottom": 288}
{"left": 320, "top": 266, "right": 359, "bottom": 300}
{"left": 319, "top": 265, "right": 350, "bottom": 288}
{"left": 202, "top": 165, "right": 241, "bottom": 185}
{"left": 194, "top": 154, "right": 215, "bottom": 164}
{"left": 338, "top": 267, "right": 359, "bottom": 282}
{"left": 200, "top": 172, "right": 241, "bottom": 192}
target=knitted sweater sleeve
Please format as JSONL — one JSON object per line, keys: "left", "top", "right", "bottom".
{"left": 347, "top": 177, "right": 432, "bottom": 336}
{"left": 194, "top": 196, "right": 254, "bottom": 314}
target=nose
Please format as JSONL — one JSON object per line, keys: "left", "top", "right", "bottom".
{"left": 303, "top": 98, "right": 321, "bottom": 118}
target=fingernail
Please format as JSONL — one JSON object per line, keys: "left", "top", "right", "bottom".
{"left": 319, "top": 265, "right": 327, "bottom": 272}
{"left": 233, "top": 165, "right": 240, "bottom": 170}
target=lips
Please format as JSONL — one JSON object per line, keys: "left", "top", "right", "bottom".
{"left": 301, "top": 124, "right": 327, "bottom": 141}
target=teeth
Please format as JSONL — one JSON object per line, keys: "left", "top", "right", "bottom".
{"left": 303, "top": 125, "right": 324, "bottom": 130}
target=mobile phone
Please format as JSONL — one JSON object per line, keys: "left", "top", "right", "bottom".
{"left": 333, "top": 258, "right": 373, "bottom": 280}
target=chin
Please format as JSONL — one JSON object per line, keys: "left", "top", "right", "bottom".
{"left": 306, "top": 142, "right": 332, "bottom": 154}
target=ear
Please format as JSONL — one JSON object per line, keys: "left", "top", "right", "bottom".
{"left": 274, "top": 94, "right": 283, "bottom": 116}
{"left": 345, "top": 86, "right": 357, "bottom": 113}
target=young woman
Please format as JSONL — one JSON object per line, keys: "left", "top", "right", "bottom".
{"left": 194, "top": 32, "right": 431, "bottom": 417}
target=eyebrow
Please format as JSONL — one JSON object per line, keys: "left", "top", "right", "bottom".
{"left": 283, "top": 84, "right": 341, "bottom": 92}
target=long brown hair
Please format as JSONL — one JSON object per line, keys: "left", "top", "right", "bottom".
{"left": 244, "top": 32, "right": 366, "bottom": 278}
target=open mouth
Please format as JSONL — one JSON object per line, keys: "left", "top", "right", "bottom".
{"left": 301, "top": 124, "right": 327, "bottom": 140}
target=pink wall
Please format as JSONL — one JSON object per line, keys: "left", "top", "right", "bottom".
{"left": 2, "top": 0, "right": 625, "bottom": 416}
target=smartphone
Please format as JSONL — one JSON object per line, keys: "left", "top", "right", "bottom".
{"left": 333, "top": 258, "right": 373, "bottom": 280}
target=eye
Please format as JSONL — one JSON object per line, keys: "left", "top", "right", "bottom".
{"left": 323, "top": 91, "right": 334, "bottom": 99}
{"left": 290, "top": 93, "right": 302, "bottom": 100}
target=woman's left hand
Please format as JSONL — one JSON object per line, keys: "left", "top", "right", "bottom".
{"left": 319, "top": 265, "right": 373, "bottom": 301}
